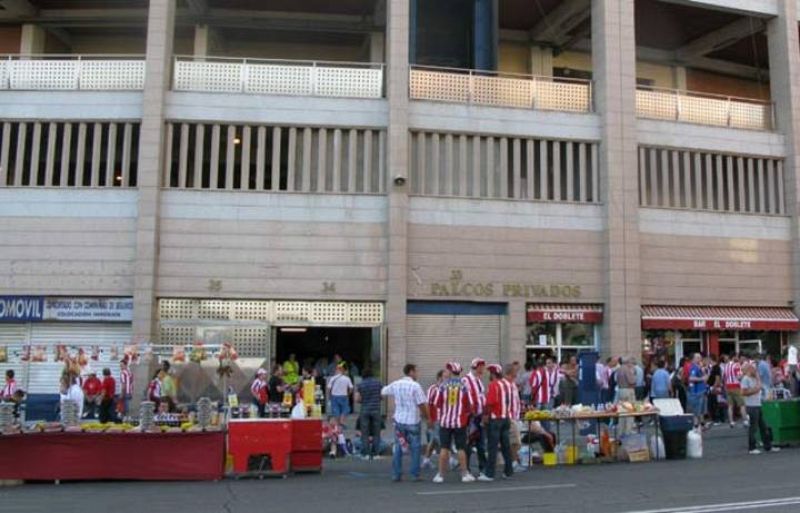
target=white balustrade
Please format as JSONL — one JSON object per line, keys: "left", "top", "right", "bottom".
{"left": 409, "top": 66, "right": 593, "bottom": 113}
{"left": 0, "top": 55, "right": 145, "bottom": 91}
{"left": 173, "top": 57, "right": 384, "bottom": 99}
{"left": 635, "top": 87, "right": 774, "bottom": 131}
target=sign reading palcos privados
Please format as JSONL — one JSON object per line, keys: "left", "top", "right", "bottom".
{"left": 428, "top": 270, "right": 581, "bottom": 299}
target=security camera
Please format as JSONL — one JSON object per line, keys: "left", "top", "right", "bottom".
{"left": 393, "top": 175, "right": 407, "bottom": 186}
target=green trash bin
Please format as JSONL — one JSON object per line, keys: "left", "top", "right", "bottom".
{"left": 762, "top": 399, "right": 800, "bottom": 445}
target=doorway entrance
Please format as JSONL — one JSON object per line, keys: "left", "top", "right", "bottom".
{"left": 676, "top": 337, "right": 703, "bottom": 364}
{"left": 273, "top": 326, "right": 378, "bottom": 379}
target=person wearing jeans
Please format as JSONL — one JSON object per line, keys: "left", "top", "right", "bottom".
{"left": 481, "top": 364, "right": 514, "bottom": 481}
{"left": 381, "top": 364, "right": 428, "bottom": 482}
{"left": 356, "top": 368, "right": 383, "bottom": 459}
{"left": 741, "top": 364, "right": 779, "bottom": 455}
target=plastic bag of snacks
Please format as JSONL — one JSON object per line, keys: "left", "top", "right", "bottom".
{"left": 172, "top": 345, "right": 187, "bottom": 363}
{"left": 189, "top": 342, "right": 206, "bottom": 363}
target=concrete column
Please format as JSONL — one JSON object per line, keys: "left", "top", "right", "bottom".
{"left": 673, "top": 65, "right": 687, "bottom": 91}
{"left": 473, "top": 0, "right": 498, "bottom": 70}
{"left": 529, "top": 46, "right": 553, "bottom": 76}
{"left": 592, "top": 0, "right": 641, "bottom": 359}
{"left": 385, "top": 0, "right": 410, "bottom": 381}
{"left": 193, "top": 24, "right": 211, "bottom": 56}
{"left": 369, "top": 31, "right": 385, "bottom": 63}
{"left": 505, "top": 300, "right": 527, "bottom": 366}
{"left": 132, "top": 0, "right": 176, "bottom": 341}
{"left": 767, "top": 0, "right": 800, "bottom": 334}
{"left": 19, "top": 24, "right": 45, "bottom": 55}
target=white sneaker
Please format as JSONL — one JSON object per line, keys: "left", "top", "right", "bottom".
{"left": 477, "top": 473, "right": 494, "bottom": 482}
{"left": 432, "top": 473, "right": 444, "bottom": 484}
{"left": 743, "top": 419, "right": 750, "bottom": 427}
{"left": 512, "top": 462, "right": 526, "bottom": 473}
{"left": 461, "top": 473, "right": 475, "bottom": 483}
{"left": 769, "top": 447, "right": 781, "bottom": 453}
{"left": 749, "top": 449, "right": 761, "bottom": 455}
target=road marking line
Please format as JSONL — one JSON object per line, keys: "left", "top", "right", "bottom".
{"left": 622, "top": 497, "right": 800, "bottom": 513}
{"left": 416, "top": 483, "right": 576, "bottom": 496}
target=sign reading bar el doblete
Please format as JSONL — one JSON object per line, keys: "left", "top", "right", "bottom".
{"left": 0, "top": 296, "right": 133, "bottom": 322}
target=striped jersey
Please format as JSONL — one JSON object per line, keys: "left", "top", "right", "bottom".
{"left": 427, "top": 383, "right": 440, "bottom": 423}
{"left": 722, "top": 362, "right": 742, "bottom": 389}
{"left": 0, "top": 379, "right": 16, "bottom": 400}
{"left": 461, "top": 372, "right": 485, "bottom": 416}
{"left": 120, "top": 369, "right": 133, "bottom": 396}
{"left": 508, "top": 379, "right": 521, "bottom": 420}
{"left": 147, "top": 378, "right": 161, "bottom": 400}
{"left": 529, "top": 368, "right": 551, "bottom": 406}
{"left": 251, "top": 378, "right": 268, "bottom": 403}
{"left": 435, "top": 378, "right": 474, "bottom": 428}
{"left": 485, "top": 377, "right": 514, "bottom": 419}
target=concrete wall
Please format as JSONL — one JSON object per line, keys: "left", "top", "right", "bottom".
{"left": 0, "top": 189, "right": 137, "bottom": 294}
{"left": 686, "top": 68, "right": 771, "bottom": 101}
{"left": 639, "top": 208, "right": 792, "bottom": 305}
{"left": 156, "top": 191, "right": 388, "bottom": 299}
{"left": 407, "top": 198, "right": 606, "bottom": 301}
{"left": 0, "top": 26, "right": 21, "bottom": 53}
{"left": 0, "top": 92, "right": 143, "bottom": 121}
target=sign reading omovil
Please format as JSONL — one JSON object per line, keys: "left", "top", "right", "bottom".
{"left": 429, "top": 270, "right": 582, "bottom": 299}
{"left": 0, "top": 296, "right": 133, "bottom": 322}
{"left": 44, "top": 297, "right": 134, "bottom": 322}
{"left": 0, "top": 296, "right": 44, "bottom": 322}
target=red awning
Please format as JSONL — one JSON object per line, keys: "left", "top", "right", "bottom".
{"left": 641, "top": 305, "right": 800, "bottom": 331}
{"left": 527, "top": 304, "right": 603, "bottom": 324}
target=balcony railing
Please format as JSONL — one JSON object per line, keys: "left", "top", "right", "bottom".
{"left": 409, "top": 65, "right": 593, "bottom": 113}
{"left": 636, "top": 86, "right": 774, "bottom": 131}
{"left": 0, "top": 54, "right": 145, "bottom": 91}
{"left": 173, "top": 56, "right": 384, "bottom": 99}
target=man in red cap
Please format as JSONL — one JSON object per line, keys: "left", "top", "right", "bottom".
{"left": 462, "top": 357, "right": 487, "bottom": 479}
{"left": 432, "top": 362, "right": 476, "bottom": 483}
{"left": 482, "top": 363, "right": 515, "bottom": 481}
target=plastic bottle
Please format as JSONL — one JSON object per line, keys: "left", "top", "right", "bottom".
{"left": 600, "top": 426, "right": 611, "bottom": 456}
{"left": 687, "top": 428, "right": 703, "bottom": 459}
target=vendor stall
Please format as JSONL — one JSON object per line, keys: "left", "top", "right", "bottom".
{"left": 523, "top": 402, "right": 662, "bottom": 465}
{"left": 0, "top": 431, "right": 224, "bottom": 481}
{"left": 227, "top": 418, "right": 323, "bottom": 478}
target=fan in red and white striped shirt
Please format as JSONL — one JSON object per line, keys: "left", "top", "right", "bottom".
{"left": 462, "top": 358, "right": 486, "bottom": 416}
{"left": 437, "top": 373, "right": 474, "bottom": 429}
{"left": 722, "top": 359, "right": 742, "bottom": 389}
{"left": 485, "top": 365, "right": 514, "bottom": 419}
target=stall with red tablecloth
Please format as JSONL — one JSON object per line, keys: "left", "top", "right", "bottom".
{"left": 227, "top": 418, "right": 322, "bottom": 477}
{"left": 0, "top": 431, "right": 225, "bottom": 481}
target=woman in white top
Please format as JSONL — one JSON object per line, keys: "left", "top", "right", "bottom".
{"left": 60, "top": 374, "right": 85, "bottom": 419}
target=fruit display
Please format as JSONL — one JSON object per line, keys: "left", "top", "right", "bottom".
{"left": 523, "top": 401, "right": 658, "bottom": 420}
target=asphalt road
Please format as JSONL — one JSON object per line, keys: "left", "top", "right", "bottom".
{"left": 2, "top": 428, "right": 798, "bottom": 513}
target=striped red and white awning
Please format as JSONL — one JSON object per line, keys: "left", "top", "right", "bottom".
{"left": 527, "top": 304, "right": 603, "bottom": 324}
{"left": 641, "top": 305, "right": 800, "bottom": 331}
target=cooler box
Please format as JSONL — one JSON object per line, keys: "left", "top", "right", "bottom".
{"left": 228, "top": 419, "right": 292, "bottom": 476}
{"left": 762, "top": 399, "right": 800, "bottom": 445}
{"left": 654, "top": 399, "right": 693, "bottom": 460}
{"left": 291, "top": 419, "right": 323, "bottom": 472}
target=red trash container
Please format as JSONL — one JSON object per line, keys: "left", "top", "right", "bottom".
{"left": 291, "top": 418, "right": 323, "bottom": 472}
{"left": 227, "top": 419, "right": 293, "bottom": 477}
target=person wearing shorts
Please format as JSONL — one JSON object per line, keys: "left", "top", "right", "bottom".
{"left": 423, "top": 369, "right": 447, "bottom": 469}
{"left": 327, "top": 363, "right": 353, "bottom": 425}
{"left": 433, "top": 362, "right": 476, "bottom": 484}
{"left": 722, "top": 354, "right": 748, "bottom": 427}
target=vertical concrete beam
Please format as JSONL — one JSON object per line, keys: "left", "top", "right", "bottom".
{"left": 767, "top": 1, "right": 800, "bottom": 335}
{"left": 673, "top": 65, "right": 687, "bottom": 91}
{"left": 529, "top": 46, "right": 553, "bottom": 76}
{"left": 193, "top": 24, "right": 211, "bottom": 56}
{"left": 132, "top": 0, "right": 175, "bottom": 341}
{"left": 19, "top": 24, "right": 45, "bottom": 55}
{"left": 592, "top": 0, "right": 641, "bottom": 358}
{"left": 386, "top": 0, "right": 410, "bottom": 380}
{"left": 369, "top": 32, "right": 385, "bottom": 63}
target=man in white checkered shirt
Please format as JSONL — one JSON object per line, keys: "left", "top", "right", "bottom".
{"left": 382, "top": 363, "right": 429, "bottom": 482}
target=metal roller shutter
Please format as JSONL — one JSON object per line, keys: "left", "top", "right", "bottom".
{"left": 0, "top": 324, "right": 31, "bottom": 393}
{"left": 25, "top": 323, "right": 132, "bottom": 394}
{"left": 407, "top": 314, "right": 501, "bottom": 387}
